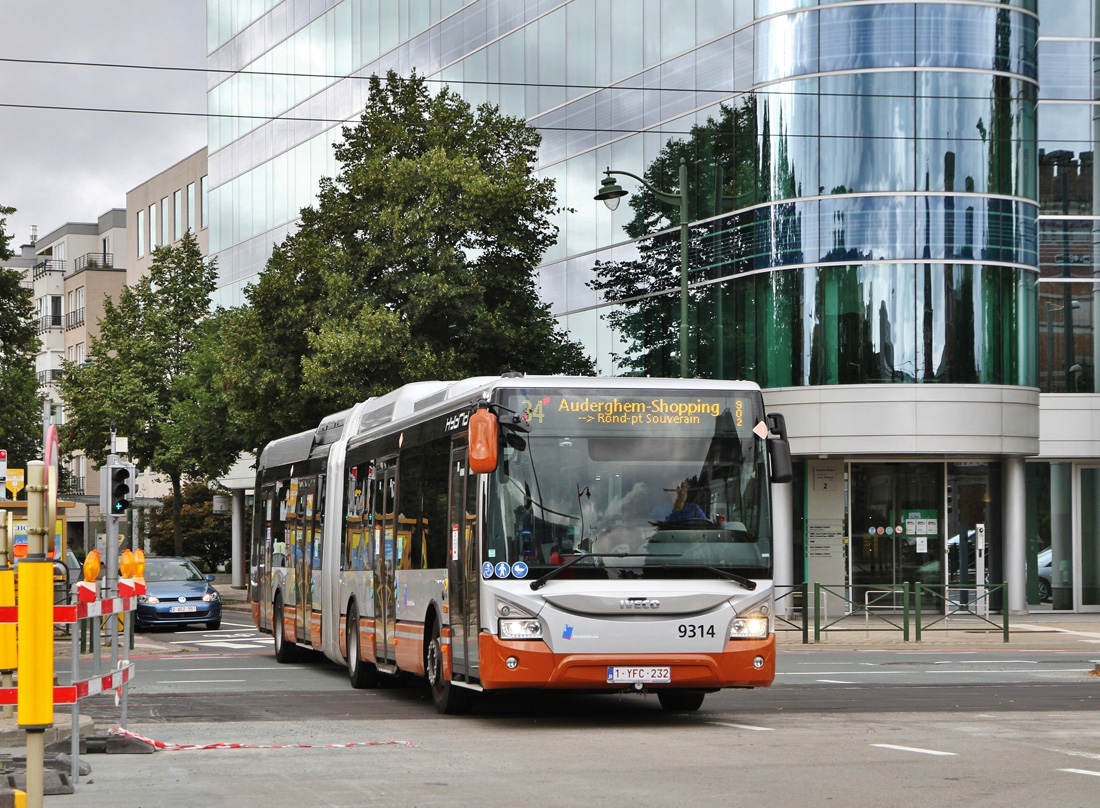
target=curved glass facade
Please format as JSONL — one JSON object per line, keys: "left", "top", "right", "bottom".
{"left": 208, "top": 0, "right": 1042, "bottom": 388}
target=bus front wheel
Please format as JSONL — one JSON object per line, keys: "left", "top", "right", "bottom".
{"left": 347, "top": 604, "right": 379, "bottom": 689}
{"left": 426, "top": 622, "right": 471, "bottom": 715}
{"left": 657, "top": 690, "right": 705, "bottom": 712}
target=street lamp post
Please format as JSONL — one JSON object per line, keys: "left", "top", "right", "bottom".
{"left": 596, "top": 157, "right": 691, "bottom": 378}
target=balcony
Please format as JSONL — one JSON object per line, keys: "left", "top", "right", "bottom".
{"left": 61, "top": 476, "right": 86, "bottom": 497}
{"left": 32, "top": 258, "right": 64, "bottom": 280}
{"left": 65, "top": 308, "right": 85, "bottom": 330}
{"left": 36, "top": 368, "right": 64, "bottom": 386}
{"left": 34, "top": 314, "right": 63, "bottom": 335}
{"left": 74, "top": 252, "right": 114, "bottom": 271}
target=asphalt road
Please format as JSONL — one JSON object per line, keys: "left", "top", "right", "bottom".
{"left": 37, "top": 618, "right": 1100, "bottom": 807}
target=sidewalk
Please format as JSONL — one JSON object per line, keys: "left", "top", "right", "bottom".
{"left": 776, "top": 610, "right": 1100, "bottom": 651}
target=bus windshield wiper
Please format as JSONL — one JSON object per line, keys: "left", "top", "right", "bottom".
{"left": 639, "top": 564, "right": 757, "bottom": 591}
{"left": 529, "top": 552, "right": 679, "bottom": 591}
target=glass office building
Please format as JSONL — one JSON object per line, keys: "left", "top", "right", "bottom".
{"left": 206, "top": 0, "right": 1100, "bottom": 613}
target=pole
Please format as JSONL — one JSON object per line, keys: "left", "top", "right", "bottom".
{"left": 1061, "top": 163, "right": 1074, "bottom": 390}
{"left": 678, "top": 157, "right": 689, "bottom": 379}
{"left": 0, "top": 517, "right": 13, "bottom": 720}
{"left": 1046, "top": 301, "right": 1053, "bottom": 391}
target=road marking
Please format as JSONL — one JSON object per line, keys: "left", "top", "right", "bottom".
{"left": 1012, "top": 624, "right": 1100, "bottom": 641}
{"left": 932, "top": 660, "right": 1037, "bottom": 664}
{"left": 872, "top": 744, "right": 957, "bottom": 757}
{"left": 157, "top": 679, "right": 247, "bottom": 684}
{"left": 151, "top": 667, "right": 300, "bottom": 672}
{"left": 816, "top": 679, "right": 856, "bottom": 684}
{"left": 923, "top": 669, "right": 1091, "bottom": 674}
{"left": 1059, "top": 768, "right": 1100, "bottom": 778}
{"left": 778, "top": 671, "right": 905, "bottom": 676}
{"left": 168, "top": 640, "right": 274, "bottom": 649}
{"left": 711, "top": 722, "right": 773, "bottom": 732}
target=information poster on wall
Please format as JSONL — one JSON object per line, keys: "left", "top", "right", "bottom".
{"left": 903, "top": 509, "right": 939, "bottom": 537}
{"left": 807, "top": 519, "right": 846, "bottom": 559}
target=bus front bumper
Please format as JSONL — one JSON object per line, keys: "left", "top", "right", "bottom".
{"left": 477, "top": 633, "right": 775, "bottom": 691}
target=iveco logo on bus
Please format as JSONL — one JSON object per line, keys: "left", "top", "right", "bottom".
{"left": 620, "top": 598, "right": 661, "bottom": 610}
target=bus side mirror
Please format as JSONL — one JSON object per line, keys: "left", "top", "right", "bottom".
{"left": 766, "top": 412, "right": 793, "bottom": 484}
{"left": 469, "top": 407, "right": 499, "bottom": 474}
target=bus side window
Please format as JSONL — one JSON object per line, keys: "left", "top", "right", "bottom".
{"left": 344, "top": 466, "right": 365, "bottom": 571}
{"left": 421, "top": 435, "right": 450, "bottom": 569}
{"left": 397, "top": 445, "right": 429, "bottom": 570}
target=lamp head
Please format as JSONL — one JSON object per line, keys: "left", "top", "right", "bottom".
{"left": 595, "top": 172, "right": 628, "bottom": 211}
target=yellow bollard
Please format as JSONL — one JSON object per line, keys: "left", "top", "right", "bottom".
{"left": 18, "top": 461, "right": 51, "bottom": 808}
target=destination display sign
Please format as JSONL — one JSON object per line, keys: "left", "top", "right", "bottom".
{"left": 501, "top": 389, "right": 765, "bottom": 438}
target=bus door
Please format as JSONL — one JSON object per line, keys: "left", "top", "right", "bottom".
{"left": 447, "top": 443, "right": 479, "bottom": 684}
{"left": 295, "top": 476, "right": 317, "bottom": 643}
{"left": 372, "top": 461, "right": 398, "bottom": 665}
{"left": 251, "top": 485, "right": 273, "bottom": 630}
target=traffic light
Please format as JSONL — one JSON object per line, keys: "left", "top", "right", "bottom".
{"left": 108, "top": 465, "right": 133, "bottom": 514}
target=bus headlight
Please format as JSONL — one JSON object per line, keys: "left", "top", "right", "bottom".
{"left": 729, "top": 616, "right": 769, "bottom": 639}
{"left": 499, "top": 618, "right": 543, "bottom": 640}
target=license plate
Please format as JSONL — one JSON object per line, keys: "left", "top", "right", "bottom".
{"left": 607, "top": 666, "right": 671, "bottom": 684}
{"left": 170, "top": 605, "right": 198, "bottom": 613}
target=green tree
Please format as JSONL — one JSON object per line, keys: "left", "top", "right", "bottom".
{"left": 0, "top": 205, "right": 43, "bottom": 467}
{"left": 145, "top": 480, "right": 232, "bottom": 573}
{"left": 211, "top": 70, "right": 593, "bottom": 452}
{"left": 58, "top": 231, "right": 235, "bottom": 553}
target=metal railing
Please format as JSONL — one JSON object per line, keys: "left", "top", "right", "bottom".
{"left": 74, "top": 252, "right": 114, "bottom": 271}
{"left": 65, "top": 308, "right": 85, "bottom": 329}
{"left": 915, "top": 582, "right": 1009, "bottom": 642}
{"left": 35, "top": 368, "right": 64, "bottom": 386}
{"left": 34, "top": 314, "right": 63, "bottom": 334}
{"left": 814, "top": 583, "right": 911, "bottom": 642}
{"left": 32, "top": 258, "right": 64, "bottom": 279}
{"left": 800, "top": 582, "right": 1010, "bottom": 643}
{"left": 774, "top": 583, "right": 809, "bottom": 644}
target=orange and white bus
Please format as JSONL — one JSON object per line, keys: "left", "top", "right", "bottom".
{"left": 250, "top": 375, "right": 792, "bottom": 713}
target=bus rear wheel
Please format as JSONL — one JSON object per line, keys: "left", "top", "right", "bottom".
{"left": 347, "top": 604, "right": 379, "bottom": 689}
{"left": 657, "top": 690, "right": 705, "bottom": 712}
{"left": 273, "top": 596, "right": 298, "bottom": 663}
{"left": 426, "top": 622, "right": 471, "bottom": 715}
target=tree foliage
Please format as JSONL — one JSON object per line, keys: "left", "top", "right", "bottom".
{"left": 58, "top": 231, "right": 235, "bottom": 552}
{"left": 0, "top": 205, "right": 43, "bottom": 466}
{"left": 145, "top": 480, "right": 232, "bottom": 573}
{"left": 210, "top": 71, "right": 593, "bottom": 452}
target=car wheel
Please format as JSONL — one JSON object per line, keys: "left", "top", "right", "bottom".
{"left": 273, "top": 595, "right": 297, "bottom": 663}
{"left": 1038, "top": 578, "right": 1052, "bottom": 603}
{"left": 426, "top": 621, "right": 471, "bottom": 714}
{"left": 657, "top": 690, "right": 705, "bottom": 712}
{"left": 347, "top": 603, "right": 379, "bottom": 689}
{"left": 206, "top": 619, "right": 222, "bottom": 630}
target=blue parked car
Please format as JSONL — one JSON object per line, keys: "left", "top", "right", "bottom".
{"left": 136, "top": 557, "right": 222, "bottom": 631}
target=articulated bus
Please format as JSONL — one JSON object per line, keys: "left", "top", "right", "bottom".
{"left": 250, "top": 375, "right": 792, "bottom": 713}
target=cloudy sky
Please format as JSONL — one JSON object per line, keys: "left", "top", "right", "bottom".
{"left": 0, "top": 1, "right": 208, "bottom": 249}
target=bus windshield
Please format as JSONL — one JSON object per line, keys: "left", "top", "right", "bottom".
{"left": 485, "top": 389, "right": 773, "bottom": 579}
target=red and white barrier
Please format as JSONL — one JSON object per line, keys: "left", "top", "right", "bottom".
{"left": 107, "top": 727, "right": 415, "bottom": 751}
{"left": 0, "top": 663, "right": 133, "bottom": 706}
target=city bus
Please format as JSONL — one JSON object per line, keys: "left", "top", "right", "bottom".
{"left": 250, "top": 375, "right": 792, "bottom": 713}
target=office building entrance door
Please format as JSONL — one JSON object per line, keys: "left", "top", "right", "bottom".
{"left": 850, "top": 463, "right": 943, "bottom": 612}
